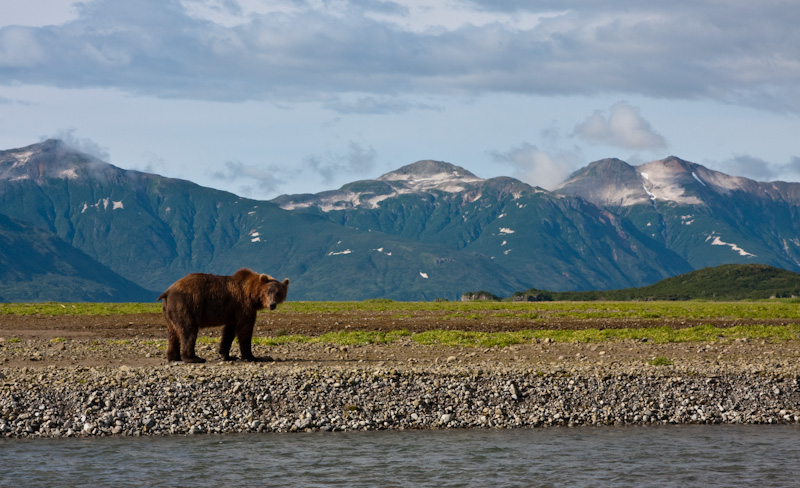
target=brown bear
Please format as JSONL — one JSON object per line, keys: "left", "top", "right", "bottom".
{"left": 157, "top": 268, "right": 289, "bottom": 363}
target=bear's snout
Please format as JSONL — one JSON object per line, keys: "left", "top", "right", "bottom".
{"left": 269, "top": 303, "right": 277, "bottom": 310}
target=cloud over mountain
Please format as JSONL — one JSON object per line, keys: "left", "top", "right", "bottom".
{"left": 492, "top": 143, "right": 578, "bottom": 190}
{"left": 1, "top": 0, "right": 798, "bottom": 112}
{"left": 573, "top": 102, "right": 668, "bottom": 151}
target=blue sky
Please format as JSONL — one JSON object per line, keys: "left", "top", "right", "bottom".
{"left": 1, "top": 0, "right": 798, "bottom": 199}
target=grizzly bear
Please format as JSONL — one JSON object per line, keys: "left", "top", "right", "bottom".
{"left": 157, "top": 268, "right": 289, "bottom": 363}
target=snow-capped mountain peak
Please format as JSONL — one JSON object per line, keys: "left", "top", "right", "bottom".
{"left": 273, "top": 160, "right": 487, "bottom": 211}
{"left": 556, "top": 156, "right": 784, "bottom": 207}
{"left": 637, "top": 157, "right": 705, "bottom": 205}
{"left": 377, "top": 160, "right": 484, "bottom": 193}
{"left": 0, "top": 139, "right": 119, "bottom": 184}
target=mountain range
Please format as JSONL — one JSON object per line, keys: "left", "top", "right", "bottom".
{"left": 0, "top": 140, "right": 798, "bottom": 301}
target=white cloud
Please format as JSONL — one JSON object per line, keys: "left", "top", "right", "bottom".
{"left": 209, "top": 160, "right": 285, "bottom": 197}
{"left": 0, "top": 27, "right": 45, "bottom": 67}
{"left": 304, "top": 141, "right": 378, "bottom": 184}
{"left": 573, "top": 101, "right": 668, "bottom": 151}
{"left": 0, "top": 0, "right": 798, "bottom": 112}
{"left": 42, "top": 129, "right": 110, "bottom": 161}
{"left": 492, "top": 143, "right": 579, "bottom": 190}
{"left": 323, "top": 95, "right": 441, "bottom": 114}
{"left": 0, "top": 0, "right": 81, "bottom": 28}
{"left": 715, "top": 155, "right": 800, "bottom": 183}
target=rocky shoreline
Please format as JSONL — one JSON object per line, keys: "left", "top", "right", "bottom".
{"left": 4, "top": 310, "right": 800, "bottom": 439}
{"left": 3, "top": 361, "right": 800, "bottom": 438}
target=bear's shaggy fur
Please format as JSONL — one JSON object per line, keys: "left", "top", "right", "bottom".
{"left": 157, "top": 268, "right": 289, "bottom": 363}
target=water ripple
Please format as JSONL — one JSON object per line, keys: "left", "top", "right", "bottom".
{"left": 2, "top": 425, "right": 799, "bottom": 487}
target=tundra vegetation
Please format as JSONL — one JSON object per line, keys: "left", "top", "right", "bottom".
{"left": 1, "top": 299, "right": 798, "bottom": 348}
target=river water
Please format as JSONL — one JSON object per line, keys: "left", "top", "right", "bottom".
{"left": 1, "top": 425, "right": 799, "bottom": 487}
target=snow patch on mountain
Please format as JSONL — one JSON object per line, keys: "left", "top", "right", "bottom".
{"left": 641, "top": 172, "right": 656, "bottom": 202}
{"left": 556, "top": 156, "right": 776, "bottom": 208}
{"left": 328, "top": 249, "right": 353, "bottom": 256}
{"left": 59, "top": 168, "right": 79, "bottom": 179}
{"left": 706, "top": 233, "right": 756, "bottom": 257}
{"left": 313, "top": 191, "right": 396, "bottom": 211}
{"left": 380, "top": 171, "right": 480, "bottom": 193}
{"left": 692, "top": 172, "right": 706, "bottom": 186}
{"left": 80, "top": 198, "right": 124, "bottom": 213}
{"left": 637, "top": 161, "right": 704, "bottom": 205}
{"left": 10, "top": 151, "right": 34, "bottom": 168}
{"left": 278, "top": 201, "right": 310, "bottom": 211}
{"left": 275, "top": 160, "right": 490, "bottom": 212}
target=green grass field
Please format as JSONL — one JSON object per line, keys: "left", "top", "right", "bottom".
{"left": 5, "top": 300, "right": 797, "bottom": 347}
{"left": 3, "top": 299, "right": 800, "bottom": 320}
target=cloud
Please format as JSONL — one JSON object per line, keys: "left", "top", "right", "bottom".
{"left": 0, "top": 26, "right": 45, "bottom": 67}
{"left": 0, "top": 0, "right": 798, "bottom": 112}
{"left": 323, "top": 95, "right": 441, "bottom": 114}
{"left": 43, "top": 129, "right": 110, "bottom": 161}
{"left": 573, "top": 102, "right": 667, "bottom": 151}
{"left": 492, "top": 143, "right": 578, "bottom": 190}
{"left": 209, "top": 160, "right": 285, "bottom": 197}
{"left": 717, "top": 155, "right": 800, "bottom": 182}
{"left": 305, "top": 141, "right": 378, "bottom": 184}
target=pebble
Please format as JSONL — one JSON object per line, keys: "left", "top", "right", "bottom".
{"left": 1, "top": 363, "right": 800, "bottom": 438}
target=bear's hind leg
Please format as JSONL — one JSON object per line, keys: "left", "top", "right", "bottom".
{"left": 179, "top": 328, "right": 205, "bottom": 363}
{"left": 166, "top": 322, "right": 181, "bottom": 362}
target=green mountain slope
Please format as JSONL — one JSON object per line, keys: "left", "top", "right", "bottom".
{"left": 0, "top": 141, "right": 525, "bottom": 300}
{"left": 4, "top": 141, "right": 800, "bottom": 302}
{"left": 0, "top": 213, "right": 156, "bottom": 302}
{"left": 513, "top": 264, "right": 800, "bottom": 301}
{"left": 276, "top": 160, "right": 693, "bottom": 291}
{"left": 557, "top": 156, "right": 800, "bottom": 273}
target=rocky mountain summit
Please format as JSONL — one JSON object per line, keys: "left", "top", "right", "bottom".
{"left": 272, "top": 160, "right": 534, "bottom": 212}
{"left": 557, "top": 156, "right": 800, "bottom": 272}
{"left": 557, "top": 156, "right": 800, "bottom": 208}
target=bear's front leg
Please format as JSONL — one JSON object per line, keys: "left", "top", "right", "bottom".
{"left": 219, "top": 323, "right": 238, "bottom": 361}
{"left": 236, "top": 320, "right": 258, "bottom": 362}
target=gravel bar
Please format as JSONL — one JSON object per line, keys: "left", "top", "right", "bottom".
{"left": 2, "top": 362, "right": 800, "bottom": 438}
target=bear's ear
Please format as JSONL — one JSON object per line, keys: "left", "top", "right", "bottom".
{"left": 260, "top": 274, "right": 276, "bottom": 283}
{"left": 283, "top": 278, "right": 290, "bottom": 287}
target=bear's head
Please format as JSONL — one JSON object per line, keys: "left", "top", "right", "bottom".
{"left": 260, "top": 274, "right": 290, "bottom": 310}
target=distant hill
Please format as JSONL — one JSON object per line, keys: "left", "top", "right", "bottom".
{"left": 0, "top": 213, "right": 156, "bottom": 302}
{"left": 509, "top": 264, "right": 800, "bottom": 301}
